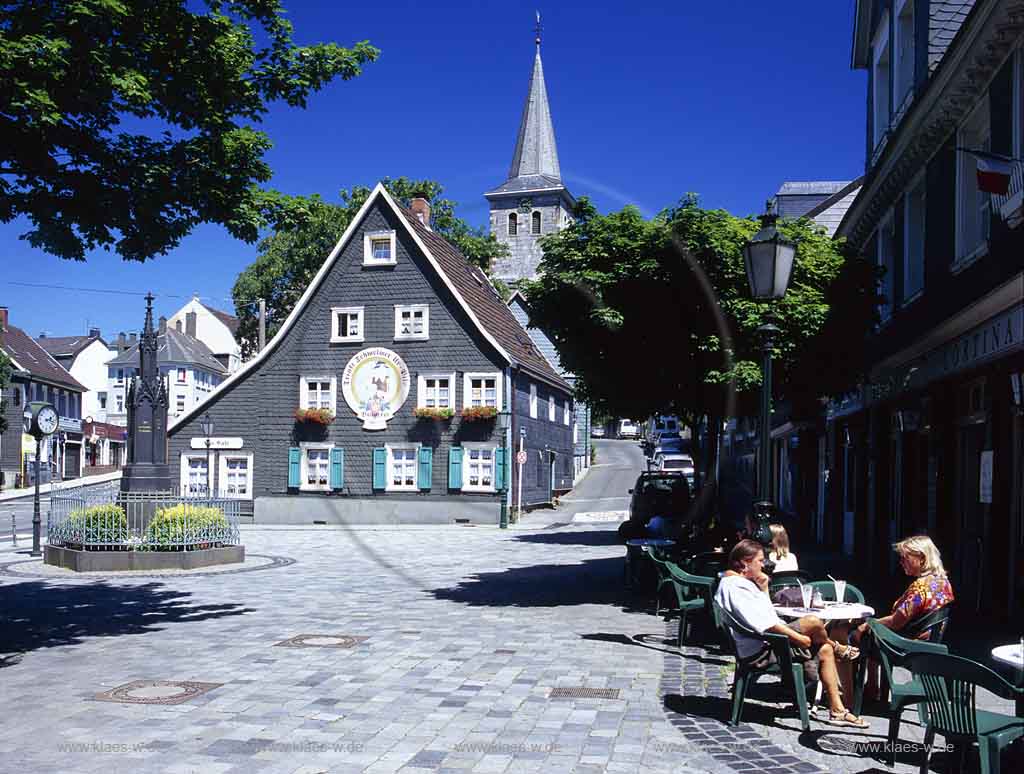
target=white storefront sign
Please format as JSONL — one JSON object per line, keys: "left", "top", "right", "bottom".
{"left": 190, "top": 437, "right": 244, "bottom": 450}
{"left": 341, "top": 347, "right": 411, "bottom": 430}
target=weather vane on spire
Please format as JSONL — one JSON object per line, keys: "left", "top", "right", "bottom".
{"left": 535, "top": 10, "right": 542, "bottom": 47}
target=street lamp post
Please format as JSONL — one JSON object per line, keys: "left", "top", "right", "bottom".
{"left": 200, "top": 412, "right": 214, "bottom": 497}
{"left": 498, "top": 410, "right": 511, "bottom": 529}
{"left": 742, "top": 200, "right": 796, "bottom": 567}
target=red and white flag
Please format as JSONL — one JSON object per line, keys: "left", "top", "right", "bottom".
{"left": 975, "top": 153, "right": 1013, "bottom": 195}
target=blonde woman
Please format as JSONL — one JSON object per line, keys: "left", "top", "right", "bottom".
{"left": 768, "top": 523, "right": 799, "bottom": 572}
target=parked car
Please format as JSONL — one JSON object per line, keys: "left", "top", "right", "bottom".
{"left": 626, "top": 471, "right": 693, "bottom": 527}
{"left": 657, "top": 453, "right": 694, "bottom": 473}
{"left": 618, "top": 419, "right": 639, "bottom": 439}
{"left": 650, "top": 432, "right": 685, "bottom": 458}
{"left": 591, "top": 425, "right": 606, "bottom": 438}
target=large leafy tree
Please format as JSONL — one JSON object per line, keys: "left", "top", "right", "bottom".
{"left": 231, "top": 177, "right": 508, "bottom": 355}
{"left": 0, "top": 0, "right": 378, "bottom": 261}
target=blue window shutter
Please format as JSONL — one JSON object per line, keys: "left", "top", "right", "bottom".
{"left": 330, "top": 447, "right": 345, "bottom": 490}
{"left": 372, "top": 447, "right": 387, "bottom": 490}
{"left": 288, "top": 447, "right": 301, "bottom": 488}
{"left": 448, "top": 447, "right": 463, "bottom": 490}
{"left": 418, "top": 447, "right": 433, "bottom": 491}
{"left": 494, "top": 447, "right": 506, "bottom": 491}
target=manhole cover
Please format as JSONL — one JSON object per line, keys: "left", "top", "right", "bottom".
{"left": 95, "top": 680, "right": 222, "bottom": 705}
{"left": 274, "top": 634, "right": 368, "bottom": 649}
{"left": 549, "top": 687, "right": 620, "bottom": 699}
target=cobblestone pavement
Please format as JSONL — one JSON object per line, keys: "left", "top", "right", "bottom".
{"left": 0, "top": 524, "right": 1018, "bottom": 774}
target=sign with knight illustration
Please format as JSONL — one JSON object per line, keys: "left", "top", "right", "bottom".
{"left": 341, "top": 347, "right": 411, "bottom": 430}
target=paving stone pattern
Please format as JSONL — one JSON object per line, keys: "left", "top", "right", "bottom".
{"left": 0, "top": 524, "right": 1015, "bottom": 773}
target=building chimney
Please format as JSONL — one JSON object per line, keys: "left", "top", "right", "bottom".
{"left": 117, "top": 332, "right": 126, "bottom": 350}
{"left": 158, "top": 316, "right": 167, "bottom": 334}
{"left": 38, "top": 332, "right": 46, "bottom": 339}
{"left": 88, "top": 327, "right": 101, "bottom": 338}
{"left": 128, "top": 333, "right": 137, "bottom": 345}
{"left": 175, "top": 319, "right": 183, "bottom": 332}
{"left": 185, "top": 311, "right": 197, "bottom": 338}
{"left": 410, "top": 197, "right": 432, "bottom": 230}
{"left": 0, "top": 307, "right": 7, "bottom": 332}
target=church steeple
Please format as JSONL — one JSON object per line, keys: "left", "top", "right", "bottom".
{"left": 507, "top": 12, "right": 561, "bottom": 184}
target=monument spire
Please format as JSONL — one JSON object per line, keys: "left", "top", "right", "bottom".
{"left": 508, "top": 13, "right": 560, "bottom": 182}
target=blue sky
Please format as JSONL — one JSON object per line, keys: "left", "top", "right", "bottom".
{"left": 2, "top": 0, "right": 866, "bottom": 340}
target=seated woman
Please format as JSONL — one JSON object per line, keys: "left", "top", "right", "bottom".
{"left": 768, "top": 523, "right": 799, "bottom": 572}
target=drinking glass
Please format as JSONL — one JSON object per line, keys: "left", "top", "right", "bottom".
{"left": 834, "top": 580, "right": 847, "bottom": 603}
{"left": 800, "top": 583, "right": 813, "bottom": 609}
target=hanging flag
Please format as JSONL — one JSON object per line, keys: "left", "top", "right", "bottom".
{"left": 974, "top": 152, "right": 1013, "bottom": 195}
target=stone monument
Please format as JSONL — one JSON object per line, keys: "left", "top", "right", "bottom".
{"left": 120, "top": 293, "right": 172, "bottom": 493}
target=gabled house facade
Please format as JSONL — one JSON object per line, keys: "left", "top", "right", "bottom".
{"left": 167, "top": 298, "right": 243, "bottom": 373}
{"left": 839, "top": 0, "right": 1024, "bottom": 619}
{"left": 0, "top": 307, "right": 86, "bottom": 487}
{"left": 167, "top": 185, "right": 573, "bottom": 523}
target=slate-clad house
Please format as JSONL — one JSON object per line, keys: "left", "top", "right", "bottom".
{"left": 167, "top": 185, "right": 573, "bottom": 524}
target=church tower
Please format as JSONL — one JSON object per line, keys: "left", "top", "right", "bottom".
{"left": 486, "top": 15, "right": 575, "bottom": 283}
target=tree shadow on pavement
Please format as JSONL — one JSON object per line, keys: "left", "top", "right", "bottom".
{"left": 0, "top": 580, "right": 253, "bottom": 664}
{"left": 513, "top": 529, "right": 622, "bottom": 547}
{"left": 429, "top": 556, "right": 651, "bottom": 611}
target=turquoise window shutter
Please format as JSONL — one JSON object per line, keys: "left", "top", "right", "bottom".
{"left": 418, "top": 447, "right": 433, "bottom": 491}
{"left": 288, "top": 447, "right": 301, "bottom": 488}
{"left": 372, "top": 447, "right": 387, "bottom": 490}
{"left": 330, "top": 447, "right": 345, "bottom": 490}
{"left": 494, "top": 447, "right": 506, "bottom": 490}
{"left": 448, "top": 446, "right": 463, "bottom": 490}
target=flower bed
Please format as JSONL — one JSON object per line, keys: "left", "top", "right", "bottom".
{"left": 295, "top": 407, "right": 335, "bottom": 425}
{"left": 460, "top": 406, "right": 497, "bottom": 422}
{"left": 413, "top": 407, "right": 454, "bottom": 420}
{"left": 144, "top": 504, "right": 231, "bottom": 551}
{"left": 52, "top": 504, "right": 129, "bottom": 550}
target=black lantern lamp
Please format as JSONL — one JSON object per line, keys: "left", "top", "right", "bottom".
{"left": 497, "top": 409, "right": 512, "bottom": 529}
{"left": 742, "top": 200, "right": 796, "bottom": 571}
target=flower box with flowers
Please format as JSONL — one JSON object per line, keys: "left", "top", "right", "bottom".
{"left": 413, "top": 407, "right": 454, "bottom": 421}
{"left": 294, "top": 407, "right": 335, "bottom": 425}
{"left": 460, "top": 406, "right": 497, "bottom": 422}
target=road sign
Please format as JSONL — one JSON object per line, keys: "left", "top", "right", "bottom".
{"left": 516, "top": 450, "right": 528, "bottom": 465}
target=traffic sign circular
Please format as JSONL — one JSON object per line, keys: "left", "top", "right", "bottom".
{"left": 516, "top": 450, "right": 528, "bottom": 465}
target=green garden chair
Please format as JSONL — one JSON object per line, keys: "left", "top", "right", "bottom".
{"left": 713, "top": 600, "right": 812, "bottom": 731}
{"left": 906, "top": 652, "right": 1024, "bottom": 774}
{"left": 768, "top": 570, "right": 813, "bottom": 598}
{"left": 854, "top": 618, "right": 948, "bottom": 766}
{"left": 807, "top": 580, "right": 866, "bottom": 604}
{"left": 650, "top": 551, "right": 715, "bottom": 646}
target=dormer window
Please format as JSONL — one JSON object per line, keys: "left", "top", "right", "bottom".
{"left": 363, "top": 230, "right": 397, "bottom": 266}
{"left": 508, "top": 213, "right": 518, "bottom": 236}
{"left": 531, "top": 211, "right": 542, "bottom": 235}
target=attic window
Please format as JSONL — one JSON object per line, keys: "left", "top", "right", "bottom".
{"left": 363, "top": 230, "right": 397, "bottom": 266}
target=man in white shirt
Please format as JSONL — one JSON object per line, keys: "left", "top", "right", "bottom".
{"left": 715, "top": 539, "right": 867, "bottom": 728}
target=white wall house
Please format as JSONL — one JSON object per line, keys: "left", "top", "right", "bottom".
{"left": 166, "top": 297, "right": 243, "bottom": 373}
{"left": 36, "top": 330, "right": 116, "bottom": 422}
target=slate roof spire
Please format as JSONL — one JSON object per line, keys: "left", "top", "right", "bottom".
{"left": 507, "top": 13, "right": 561, "bottom": 183}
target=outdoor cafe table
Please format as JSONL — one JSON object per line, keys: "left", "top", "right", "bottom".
{"left": 990, "top": 643, "right": 1023, "bottom": 716}
{"left": 773, "top": 603, "right": 875, "bottom": 621}
{"left": 625, "top": 538, "right": 676, "bottom": 553}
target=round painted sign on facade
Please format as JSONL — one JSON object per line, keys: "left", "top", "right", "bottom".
{"left": 341, "top": 347, "right": 411, "bottom": 430}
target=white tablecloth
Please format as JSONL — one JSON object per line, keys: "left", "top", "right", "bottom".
{"left": 991, "top": 644, "right": 1023, "bottom": 669}
{"left": 774, "top": 603, "right": 874, "bottom": 621}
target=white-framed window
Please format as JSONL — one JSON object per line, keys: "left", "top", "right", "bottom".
{"left": 176, "top": 368, "right": 187, "bottom": 383}
{"left": 573, "top": 421, "right": 579, "bottom": 445}
{"left": 219, "top": 453, "right": 253, "bottom": 499}
{"left": 175, "top": 396, "right": 186, "bottom": 414}
{"left": 956, "top": 99, "right": 992, "bottom": 266}
{"left": 180, "top": 453, "right": 210, "bottom": 495}
{"left": 115, "top": 368, "right": 124, "bottom": 385}
{"left": 116, "top": 395, "right": 124, "bottom": 413}
{"left": 394, "top": 304, "right": 429, "bottom": 340}
{"left": 548, "top": 395, "right": 555, "bottom": 422}
{"left": 877, "top": 211, "right": 896, "bottom": 323}
{"left": 894, "top": 0, "right": 915, "bottom": 116}
{"left": 98, "top": 392, "right": 107, "bottom": 409}
{"left": 300, "top": 443, "right": 332, "bottom": 492}
{"left": 300, "top": 376, "right": 336, "bottom": 416}
{"left": 872, "top": 12, "right": 891, "bottom": 151}
{"left": 564, "top": 400, "right": 571, "bottom": 426}
{"left": 903, "top": 174, "right": 926, "bottom": 304}
{"left": 529, "top": 384, "right": 538, "bottom": 418}
{"left": 386, "top": 444, "right": 419, "bottom": 491}
{"left": 508, "top": 212, "right": 518, "bottom": 236}
{"left": 363, "top": 230, "right": 397, "bottom": 265}
{"left": 463, "top": 443, "right": 496, "bottom": 492}
{"left": 417, "top": 372, "right": 455, "bottom": 409}
{"left": 531, "top": 210, "right": 542, "bottom": 235}
{"left": 463, "top": 372, "right": 501, "bottom": 410}
{"left": 331, "top": 306, "right": 364, "bottom": 343}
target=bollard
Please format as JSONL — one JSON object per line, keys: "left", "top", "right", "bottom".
{"left": 11, "top": 512, "right": 16, "bottom": 546}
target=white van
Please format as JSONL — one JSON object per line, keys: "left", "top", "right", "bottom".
{"left": 618, "top": 419, "right": 639, "bottom": 438}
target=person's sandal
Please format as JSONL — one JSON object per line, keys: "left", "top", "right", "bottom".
{"left": 823, "top": 709, "right": 869, "bottom": 728}
{"left": 833, "top": 642, "right": 860, "bottom": 662}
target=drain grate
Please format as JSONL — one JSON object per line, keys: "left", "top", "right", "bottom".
{"left": 549, "top": 687, "right": 620, "bottom": 699}
{"left": 274, "top": 634, "right": 368, "bottom": 649}
{"left": 94, "top": 680, "right": 222, "bottom": 705}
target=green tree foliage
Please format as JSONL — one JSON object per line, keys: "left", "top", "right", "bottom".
{"left": 524, "top": 195, "right": 879, "bottom": 424}
{"left": 0, "top": 351, "right": 11, "bottom": 433}
{"left": 231, "top": 177, "right": 508, "bottom": 355}
{"left": 0, "top": 0, "right": 379, "bottom": 261}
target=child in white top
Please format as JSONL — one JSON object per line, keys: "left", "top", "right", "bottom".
{"left": 768, "top": 523, "right": 798, "bottom": 571}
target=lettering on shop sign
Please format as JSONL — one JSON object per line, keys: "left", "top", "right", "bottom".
{"left": 943, "top": 316, "right": 1017, "bottom": 373}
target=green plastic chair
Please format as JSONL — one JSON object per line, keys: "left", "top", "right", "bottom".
{"left": 650, "top": 551, "right": 715, "bottom": 646}
{"left": 906, "top": 652, "right": 1024, "bottom": 774}
{"left": 853, "top": 619, "right": 948, "bottom": 766}
{"left": 768, "top": 570, "right": 813, "bottom": 597}
{"left": 713, "top": 600, "right": 811, "bottom": 731}
{"left": 807, "top": 580, "right": 866, "bottom": 604}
